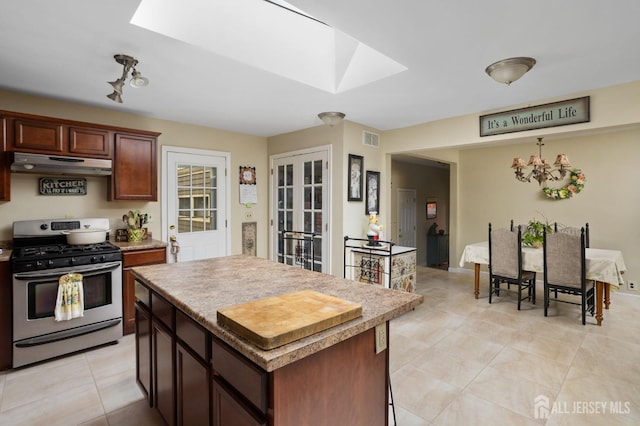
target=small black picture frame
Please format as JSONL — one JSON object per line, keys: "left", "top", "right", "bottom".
{"left": 426, "top": 201, "right": 437, "bottom": 219}
{"left": 365, "top": 170, "right": 380, "bottom": 214}
{"left": 348, "top": 154, "right": 364, "bottom": 201}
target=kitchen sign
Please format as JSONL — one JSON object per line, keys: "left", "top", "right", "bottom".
{"left": 39, "top": 177, "right": 87, "bottom": 195}
{"left": 479, "top": 96, "right": 590, "bottom": 137}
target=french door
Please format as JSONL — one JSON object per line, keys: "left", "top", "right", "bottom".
{"left": 271, "top": 147, "right": 330, "bottom": 272}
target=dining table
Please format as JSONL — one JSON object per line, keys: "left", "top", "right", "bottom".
{"left": 459, "top": 241, "right": 627, "bottom": 325}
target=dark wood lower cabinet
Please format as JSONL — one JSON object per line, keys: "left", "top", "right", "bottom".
{"left": 123, "top": 248, "right": 167, "bottom": 335}
{"left": 135, "top": 278, "right": 388, "bottom": 426}
{"left": 135, "top": 303, "right": 152, "bottom": 404}
{"left": 212, "top": 377, "right": 266, "bottom": 426}
{"left": 153, "top": 319, "right": 175, "bottom": 426}
{"left": 176, "top": 343, "right": 211, "bottom": 425}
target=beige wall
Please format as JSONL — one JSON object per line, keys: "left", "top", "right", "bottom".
{"left": 382, "top": 81, "right": 640, "bottom": 293}
{"left": 0, "top": 89, "right": 269, "bottom": 258}
{"left": 456, "top": 129, "right": 640, "bottom": 288}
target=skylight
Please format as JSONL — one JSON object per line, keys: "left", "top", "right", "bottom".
{"left": 130, "top": 0, "right": 407, "bottom": 94}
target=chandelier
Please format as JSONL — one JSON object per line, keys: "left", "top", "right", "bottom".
{"left": 511, "top": 138, "right": 571, "bottom": 185}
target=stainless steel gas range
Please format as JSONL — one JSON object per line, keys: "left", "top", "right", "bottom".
{"left": 10, "top": 218, "right": 123, "bottom": 368}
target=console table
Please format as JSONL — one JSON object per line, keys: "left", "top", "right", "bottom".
{"left": 427, "top": 234, "right": 449, "bottom": 267}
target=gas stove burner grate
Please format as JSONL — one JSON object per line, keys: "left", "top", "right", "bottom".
{"left": 17, "top": 245, "right": 65, "bottom": 258}
{"left": 13, "top": 242, "right": 121, "bottom": 260}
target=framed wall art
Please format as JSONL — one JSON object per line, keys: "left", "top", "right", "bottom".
{"left": 348, "top": 154, "right": 363, "bottom": 201}
{"left": 426, "top": 201, "right": 437, "bottom": 219}
{"left": 365, "top": 170, "right": 380, "bottom": 214}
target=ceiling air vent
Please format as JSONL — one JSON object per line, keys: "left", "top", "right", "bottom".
{"left": 363, "top": 131, "right": 380, "bottom": 148}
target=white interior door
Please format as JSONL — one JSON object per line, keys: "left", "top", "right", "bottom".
{"left": 398, "top": 189, "right": 416, "bottom": 248}
{"left": 271, "top": 148, "right": 329, "bottom": 272}
{"left": 163, "top": 146, "right": 230, "bottom": 262}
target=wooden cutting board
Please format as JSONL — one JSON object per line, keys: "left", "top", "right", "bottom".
{"left": 217, "top": 289, "right": 363, "bottom": 350}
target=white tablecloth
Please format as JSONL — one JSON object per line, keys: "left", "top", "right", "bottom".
{"left": 459, "top": 241, "right": 626, "bottom": 289}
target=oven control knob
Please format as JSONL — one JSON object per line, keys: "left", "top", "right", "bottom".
{"left": 69, "top": 257, "right": 76, "bottom": 265}
{"left": 36, "top": 261, "right": 44, "bottom": 269}
{"left": 40, "top": 223, "right": 49, "bottom": 230}
{"left": 47, "top": 260, "right": 55, "bottom": 267}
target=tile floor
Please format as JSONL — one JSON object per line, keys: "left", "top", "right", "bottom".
{"left": 1, "top": 266, "right": 639, "bottom": 425}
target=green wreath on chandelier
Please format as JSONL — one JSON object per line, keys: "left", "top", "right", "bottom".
{"left": 542, "top": 169, "right": 586, "bottom": 200}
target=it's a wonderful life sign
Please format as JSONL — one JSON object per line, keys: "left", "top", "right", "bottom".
{"left": 480, "top": 96, "right": 590, "bottom": 137}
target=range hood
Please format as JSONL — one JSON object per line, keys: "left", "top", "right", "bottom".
{"left": 11, "top": 152, "right": 112, "bottom": 176}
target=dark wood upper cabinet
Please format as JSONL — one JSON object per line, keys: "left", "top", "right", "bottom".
{"left": 0, "top": 109, "right": 160, "bottom": 202}
{"left": 13, "top": 118, "right": 64, "bottom": 153}
{"left": 110, "top": 133, "right": 158, "bottom": 201}
{"left": 69, "top": 126, "right": 111, "bottom": 157}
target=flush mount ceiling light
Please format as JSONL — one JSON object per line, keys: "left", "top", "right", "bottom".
{"left": 485, "top": 57, "right": 536, "bottom": 85}
{"left": 318, "top": 112, "right": 345, "bottom": 127}
{"left": 106, "top": 54, "right": 149, "bottom": 103}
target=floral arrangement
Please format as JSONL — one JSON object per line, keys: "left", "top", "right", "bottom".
{"left": 122, "top": 210, "right": 149, "bottom": 230}
{"left": 542, "top": 169, "right": 586, "bottom": 200}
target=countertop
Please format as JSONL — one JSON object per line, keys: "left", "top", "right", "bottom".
{"left": 111, "top": 238, "right": 168, "bottom": 252}
{"left": 131, "top": 255, "right": 423, "bottom": 372}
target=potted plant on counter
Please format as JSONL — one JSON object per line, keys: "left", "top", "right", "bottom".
{"left": 123, "top": 210, "right": 149, "bottom": 242}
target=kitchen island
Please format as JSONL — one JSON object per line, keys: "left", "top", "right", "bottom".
{"left": 131, "top": 255, "right": 423, "bottom": 426}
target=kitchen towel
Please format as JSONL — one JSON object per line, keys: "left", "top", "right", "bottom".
{"left": 55, "top": 273, "right": 84, "bottom": 321}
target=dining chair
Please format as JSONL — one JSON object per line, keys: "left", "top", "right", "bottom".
{"left": 509, "top": 219, "right": 528, "bottom": 232}
{"left": 488, "top": 223, "right": 536, "bottom": 310}
{"left": 543, "top": 227, "right": 594, "bottom": 325}
{"left": 554, "top": 222, "right": 590, "bottom": 247}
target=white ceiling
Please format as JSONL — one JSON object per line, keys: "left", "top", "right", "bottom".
{"left": 1, "top": 0, "right": 638, "bottom": 138}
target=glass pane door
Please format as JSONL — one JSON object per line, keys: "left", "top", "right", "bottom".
{"left": 165, "top": 149, "right": 228, "bottom": 262}
{"left": 272, "top": 150, "right": 329, "bottom": 273}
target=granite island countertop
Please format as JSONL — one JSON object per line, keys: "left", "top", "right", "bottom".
{"left": 131, "top": 254, "right": 423, "bottom": 372}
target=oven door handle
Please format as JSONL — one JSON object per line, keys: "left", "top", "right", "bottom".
{"left": 13, "top": 261, "right": 121, "bottom": 280}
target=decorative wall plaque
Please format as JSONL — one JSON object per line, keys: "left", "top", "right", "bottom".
{"left": 479, "top": 96, "right": 590, "bottom": 136}
{"left": 242, "top": 222, "right": 257, "bottom": 256}
{"left": 39, "top": 178, "right": 87, "bottom": 195}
